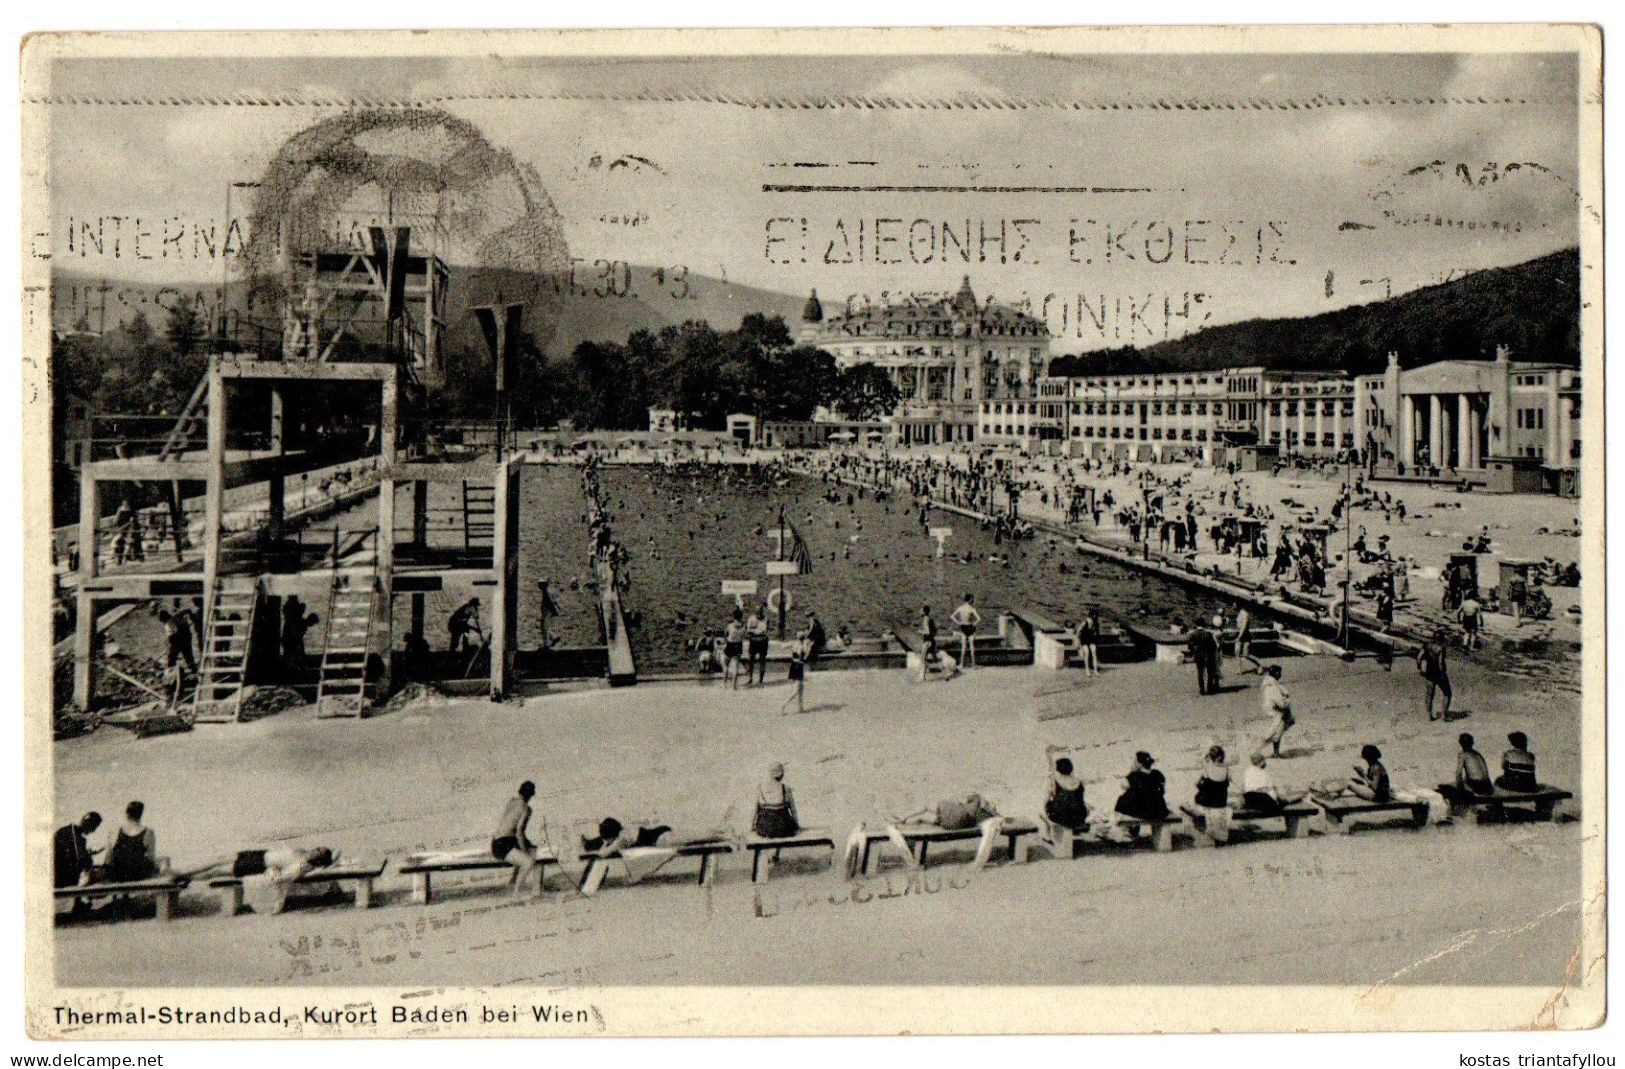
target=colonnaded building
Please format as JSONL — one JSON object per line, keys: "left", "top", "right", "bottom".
{"left": 795, "top": 276, "right": 1050, "bottom": 445}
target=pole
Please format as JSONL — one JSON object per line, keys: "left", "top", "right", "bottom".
{"left": 220, "top": 182, "right": 231, "bottom": 348}
{"left": 776, "top": 506, "right": 786, "bottom": 640}
{"left": 1341, "top": 451, "right": 1352, "bottom": 648}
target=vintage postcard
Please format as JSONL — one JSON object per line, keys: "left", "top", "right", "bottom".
{"left": 20, "top": 25, "right": 1604, "bottom": 1037}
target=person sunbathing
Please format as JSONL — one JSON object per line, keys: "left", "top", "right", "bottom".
{"left": 183, "top": 846, "right": 339, "bottom": 915}
{"left": 753, "top": 763, "right": 800, "bottom": 839}
{"left": 1453, "top": 734, "right": 1495, "bottom": 797}
{"left": 1315, "top": 745, "right": 1448, "bottom": 823}
{"left": 1315, "top": 745, "right": 1392, "bottom": 803}
{"left": 492, "top": 781, "right": 546, "bottom": 897}
{"left": 1241, "top": 752, "right": 1307, "bottom": 813}
{"left": 1114, "top": 751, "right": 1170, "bottom": 821}
{"left": 102, "top": 801, "right": 158, "bottom": 883}
{"left": 1043, "top": 758, "right": 1088, "bottom": 833}
{"left": 1496, "top": 732, "right": 1539, "bottom": 792}
{"left": 1193, "top": 745, "right": 1233, "bottom": 845}
{"left": 891, "top": 792, "right": 1000, "bottom": 831}
{"left": 881, "top": 792, "right": 1005, "bottom": 870}
{"left": 579, "top": 818, "right": 728, "bottom": 855}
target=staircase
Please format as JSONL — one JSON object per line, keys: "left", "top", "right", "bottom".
{"left": 316, "top": 568, "right": 379, "bottom": 718}
{"left": 462, "top": 481, "right": 496, "bottom": 555}
{"left": 192, "top": 576, "right": 260, "bottom": 723}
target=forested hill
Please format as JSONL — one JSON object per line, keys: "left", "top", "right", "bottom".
{"left": 1049, "top": 248, "right": 1581, "bottom": 378}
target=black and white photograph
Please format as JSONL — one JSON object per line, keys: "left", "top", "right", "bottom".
{"left": 18, "top": 24, "right": 1605, "bottom": 1038}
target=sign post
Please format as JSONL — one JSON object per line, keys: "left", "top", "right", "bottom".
{"left": 721, "top": 579, "right": 759, "bottom": 610}
{"left": 929, "top": 526, "right": 953, "bottom": 559}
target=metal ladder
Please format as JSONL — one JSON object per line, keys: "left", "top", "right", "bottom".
{"left": 192, "top": 576, "right": 260, "bottom": 723}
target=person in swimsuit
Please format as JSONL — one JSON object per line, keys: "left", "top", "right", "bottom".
{"left": 753, "top": 763, "right": 800, "bottom": 839}
{"left": 723, "top": 608, "right": 745, "bottom": 689}
{"left": 950, "top": 594, "right": 981, "bottom": 667}
{"left": 1075, "top": 610, "right": 1100, "bottom": 676}
{"left": 1418, "top": 634, "right": 1453, "bottom": 721}
{"left": 1193, "top": 745, "right": 1233, "bottom": 844}
{"left": 181, "top": 846, "right": 338, "bottom": 915}
{"left": 1315, "top": 744, "right": 1392, "bottom": 803}
{"left": 1234, "top": 607, "right": 1261, "bottom": 673}
{"left": 745, "top": 605, "right": 770, "bottom": 686}
{"left": 1114, "top": 752, "right": 1170, "bottom": 822}
{"left": 1497, "top": 731, "right": 1539, "bottom": 792}
{"left": 1453, "top": 733, "right": 1495, "bottom": 797}
{"left": 103, "top": 801, "right": 158, "bottom": 883}
{"left": 580, "top": 817, "right": 729, "bottom": 854}
{"left": 1044, "top": 757, "right": 1088, "bottom": 833}
{"left": 781, "top": 629, "right": 809, "bottom": 715}
{"left": 491, "top": 781, "right": 545, "bottom": 897}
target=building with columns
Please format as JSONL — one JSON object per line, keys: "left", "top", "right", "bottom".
{"left": 1257, "top": 375, "right": 1358, "bottom": 456}
{"left": 1360, "top": 347, "right": 1581, "bottom": 475}
{"left": 797, "top": 277, "right": 1050, "bottom": 445}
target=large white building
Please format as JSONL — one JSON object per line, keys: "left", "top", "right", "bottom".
{"left": 797, "top": 277, "right": 1050, "bottom": 445}
{"left": 1042, "top": 366, "right": 1337, "bottom": 459}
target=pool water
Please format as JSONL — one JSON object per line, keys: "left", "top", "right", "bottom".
{"left": 538, "top": 465, "right": 1234, "bottom": 676}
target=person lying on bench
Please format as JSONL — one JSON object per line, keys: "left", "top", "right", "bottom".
{"left": 1496, "top": 732, "right": 1539, "bottom": 792}
{"left": 1454, "top": 734, "right": 1495, "bottom": 797}
{"left": 578, "top": 818, "right": 731, "bottom": 889}
{"left": 185, "top": 846, "right": 339, "bottom": 915}
{"left": 492, "top": 780, "right": 546, "bottom": 897}
{"left": 753, "top": 763, "right": 800, "bottom": 839}
{"left": 1043, "top": 758, "right": 1088, "bottom": 833}
{"left": 103, "top": 801, "right": 158, "bottom": 883}
{"left": 580, "top": 818, "right": 730, "bottom": 854}
{"left": 1242, "top": 752, "right": 1306, "bottom": 813}
{"left": 888, "top": 793, "right": 1004, "bottom": 869}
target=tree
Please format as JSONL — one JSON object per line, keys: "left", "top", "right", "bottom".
{"left": 165, "top": 301, "right": 204, "bottom": 356}
{"left": 833, "top": 362, "right": 902, "bottom": 421}
{"left": 751, "top": 345, "right": 836, "bottom": 421}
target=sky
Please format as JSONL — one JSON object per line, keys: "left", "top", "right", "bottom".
{"left": 30, "top": 48, "right": 1582, "bottom": 353}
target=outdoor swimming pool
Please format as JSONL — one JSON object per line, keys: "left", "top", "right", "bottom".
{"left": 517, "top": 464, "right": 1234, "bottom": 676}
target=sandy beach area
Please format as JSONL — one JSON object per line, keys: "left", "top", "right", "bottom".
{"left": 53, "top": 646, "right": 1583, "bottom": 990}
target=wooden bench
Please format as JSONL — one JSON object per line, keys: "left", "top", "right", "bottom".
{"left": 397, "top": 848, "right": 560, "bottom": 905}
{"left": 54, "top": 875, "right": 189, "bottom": 922}
{"left": 857, "top": 819, "right": 1038, "bottom": 874}
{"left": 1180, "top": 802, "right": 1318, "bottom": 842}
{"left": 1436, "top": 784, "right": 1573, "bottom": 822}
{"left": 1313, "top": 796, "right": 1428, "bottom": 834}
{"left": 209, "top": 860, "right": 387, "bottom": 914}
{"left": 578, "top": 840, "right": 734, "bottom": 894}
{"left": 743, "top": 829, "right": 836, "bottom": 882}
{"left": 1042, "top": 812, "right": 1184, "bottom": 854}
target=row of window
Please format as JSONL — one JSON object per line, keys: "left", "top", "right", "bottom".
{"left": 1073, "top": 425, "right": 1210, "bottom": 442}
{"left": 847, "top": 344, "right": 1045, "bottom": 358}
{"left": 1515, "top": 407, "right": 1547, "bottom": 430}
{"left": 1268, "top": 401, "right": 1356, "bottom": 417}
{"left": 1265, "top": 431, "right": 1358, "bottom": 448}
{"left": 1079, "top": 400, "right": 1215, "bottom": 416}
